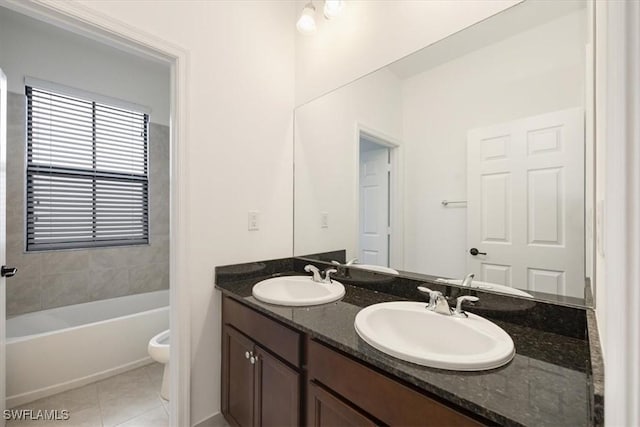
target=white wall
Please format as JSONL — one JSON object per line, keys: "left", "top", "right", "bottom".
{"left": 294, "top": 68, "right": 402, "bottom": 259}
{"left": 54, "top": 1, "right": 296, "bottom": 424}
{"left": 594, "top": 0, "right": 607, "bottom": 351}
{"left": 401, "top": 9, "right": 586, "bottom": 278}
{"left": 0, "top": 8, "right": 170, "bottom": 125}
{"left": 294, "top": 0, "right": 521, "bottom": 106}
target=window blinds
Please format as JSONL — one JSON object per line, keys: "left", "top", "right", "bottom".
{"left": 26, "top": 85, "right": 149, "bottom": 251}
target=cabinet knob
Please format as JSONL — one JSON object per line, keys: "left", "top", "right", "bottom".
{"left": 250, "top": 355, "right": 258, "bottom": 365}
{"left": 245, "top": 351, "right": 251, "bottom": 359}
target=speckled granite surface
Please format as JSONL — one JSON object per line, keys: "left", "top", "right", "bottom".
{"left": 215, "top": 268, "right": 591, "bottom": 426}
{"left": 294, "top": 258, "right": 587, "bottom": 340}
{"left": 586, "top": 309, "right": 604, "bottom": 426}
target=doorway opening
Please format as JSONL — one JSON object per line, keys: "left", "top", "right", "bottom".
{"left": 0, "top": 3, "right": 189, "bottom": 426}
{"left": 358, "top": 131, "right": 396, "bottom": 268}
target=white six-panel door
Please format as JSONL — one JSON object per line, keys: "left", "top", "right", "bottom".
{"left": 467, "top": 108, "right": 584, "bottom": 298}
{"left": 359, "top": 146, "right": 390, "bottom": 266}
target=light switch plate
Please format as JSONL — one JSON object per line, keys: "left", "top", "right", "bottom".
{"left": 321, "top": 212, "right": 329, "bottom": 228}
{"left": 248, "top": 211, "right": 260, "bottom": 231}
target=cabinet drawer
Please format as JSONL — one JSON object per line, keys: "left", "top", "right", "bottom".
{"left": 222, "top": 296, "right": 301, "bottom": 367}
{"left": 307, "top": 339, "right": 486, "bottom": 427}
{"left": 307, "top": 381, "right": 379, "bottom": 427}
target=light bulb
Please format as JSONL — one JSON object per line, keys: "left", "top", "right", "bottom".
{"left": 324, "top": 0, "right": 344, "bottom": 19}
{"left": 296, "top": 3, "right": 317, "bottom": 34}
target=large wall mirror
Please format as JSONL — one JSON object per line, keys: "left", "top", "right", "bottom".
{"left": 294, "top": 0, "right": 594, "bottom": 307}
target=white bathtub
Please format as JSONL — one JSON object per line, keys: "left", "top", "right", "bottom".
{"left": 6, "top": 289, "right": 169, "bottom": 408}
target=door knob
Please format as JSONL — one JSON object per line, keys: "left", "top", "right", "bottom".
{"left": 469, "top": 248, "right": 487, "bottom": 256}
{"left": 1, "top": 266, "right": 17, "bottom": 278}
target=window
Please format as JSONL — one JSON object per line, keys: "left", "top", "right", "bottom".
{"left": 26, "top": 81, "right": 149, "bottom": 251}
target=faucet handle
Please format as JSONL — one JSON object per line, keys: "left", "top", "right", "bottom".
{"left": 323, "top": 268, "right": 338, "bottom": 283}
{"left": 454, "top": 295, "right": 479, "bottom": 318}
{"left": 304, "top": 264, "right": 322, "bottom": 282}
{"left": 331, "top": 260, "right": 341, "bottom": 266}
{"left": 304, "top": 264, "right": 319, "bottom": 273}
{"left": 417, "top": 286, "right": 443, "bottom": 310}
{"left": 345, "top": 258, "right": 358, "bottom": 265}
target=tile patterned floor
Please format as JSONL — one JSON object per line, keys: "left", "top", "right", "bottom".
{"left": 7, "top": 363, "right": 168, "bottom": 427}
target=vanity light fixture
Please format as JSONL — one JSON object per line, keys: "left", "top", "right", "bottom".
{"left": 296, "top": 2, "right": 317, "bottom": 35}
{"left": 297, "top": 0, "right": 344, "bottom": 34}
{"left": 323, "top": 0, "right": 344, "bottom": 19}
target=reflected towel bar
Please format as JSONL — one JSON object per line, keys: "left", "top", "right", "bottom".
{"left": 441, "top": 200, "right": 467, "bottom": 206}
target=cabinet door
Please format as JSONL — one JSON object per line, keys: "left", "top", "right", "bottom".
{"left": 307, "top": 381, "right": 378, "bottom": 427}
{"left": 222, "top": 326, "right": 255, "bottom": 427}
{"left": 254, "top": 345, "right": 300, "bottom": 427}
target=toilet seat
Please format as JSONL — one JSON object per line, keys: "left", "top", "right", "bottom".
{"left": 148, "top": 329, "right": 170, "bottom": 364}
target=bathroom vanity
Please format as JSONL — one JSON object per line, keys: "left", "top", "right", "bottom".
{"left": 216, "top": 257, "right": 601, "bottom": 427}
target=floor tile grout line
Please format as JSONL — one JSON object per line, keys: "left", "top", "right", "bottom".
{"left": 111, "top": 402, "right": 166, "bottom": 427}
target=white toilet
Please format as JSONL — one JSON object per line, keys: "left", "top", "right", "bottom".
{"left": 148, "top": 329, "right": 170, "bottom": 400}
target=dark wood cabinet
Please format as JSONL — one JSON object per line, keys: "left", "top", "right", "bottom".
{"left": 254, "top": 346, "right": 300, "bottom": 427}
{"left": 307, "top": 381, "right": 378, "bottom": 427}
{"left": 307, "top": 338, "right": 486, "bottom": 427}
{"left": 222, "top": 326, "right": 255, "bottom": 427}
{"left": 221, "top": 297, "right": 302, "bottom": 427}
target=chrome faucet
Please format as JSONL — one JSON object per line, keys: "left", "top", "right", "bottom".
{"left": 460, "top": 273, "right": 475, "bottom": 288}
{"left": 417, "top": 286, "right": 452, "bottom": 315}
{"left": 418, "top": 286, "right": 480, "bottom": 317}
{"left": 453, "top": 295, "right": 479, "bottom": 318}
{"left": 323, "top": 268, "right": 337, "bottom": 283}
{"left": 304, "top": 264, "right": 337, "bottom": 284}
{"left": 304, "top": 265, "right": 323, "bottom": 282}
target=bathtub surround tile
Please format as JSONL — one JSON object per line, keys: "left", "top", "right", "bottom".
{"left": 7, "top": 92, "right": 25, "bottom": 122}
{"left": 128, "top": 238, "right": 169, "bottom": 268}
{"left": 41, "top": 251, "right": 90, "bottom": 275}
{"left": 88, "top": 247, "right": 137, "bottom": 271}
{"left": 41, "top": 271, "right": 90, "bottom": 310}
{"left": 88, "top": 268, "right": 131, "bottom": 301}
{"left": 129, "top": 263, "right": 169, "bottom": 294}
{"left": 149, "top": 202, "right": 170, "bottom": 237}
{"left": 6, "top": 268, "right": 41, "bottom": 316}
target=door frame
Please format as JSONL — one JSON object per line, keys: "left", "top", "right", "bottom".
{"left": 0, "top": 1, "right": 191, "bottom": 426}
{"left": 354, "top": 123, "right": 403, "bottom": 270}
{"left": 0, "top": 67, "right": 7, "bottom": 427}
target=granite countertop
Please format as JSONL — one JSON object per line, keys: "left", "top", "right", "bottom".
{"left": 216, "top": 272, "right": 590, "bottom": 427}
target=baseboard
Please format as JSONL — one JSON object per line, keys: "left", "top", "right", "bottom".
{"left": 193, "top": 411, "right": 228, "bottom": 427}
{"left": 7, "top": 356, "right": 154, "bottom": 408}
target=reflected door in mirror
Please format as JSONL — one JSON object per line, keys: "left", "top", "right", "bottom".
{"left": 467, "top": 108, "right": 584, "bottom": 298}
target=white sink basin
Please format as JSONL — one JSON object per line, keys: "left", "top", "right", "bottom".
{"left": 352, "top": 264, "right": 399, "bottom": 275}
{"left": 354, "top": 301, "right": 515, "bottom": 371}
{"left": 252, "top": 276, "right": 345, "bottom": 306}
{"left": 436, "top": 278, "right": 534, "bottom": 298}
